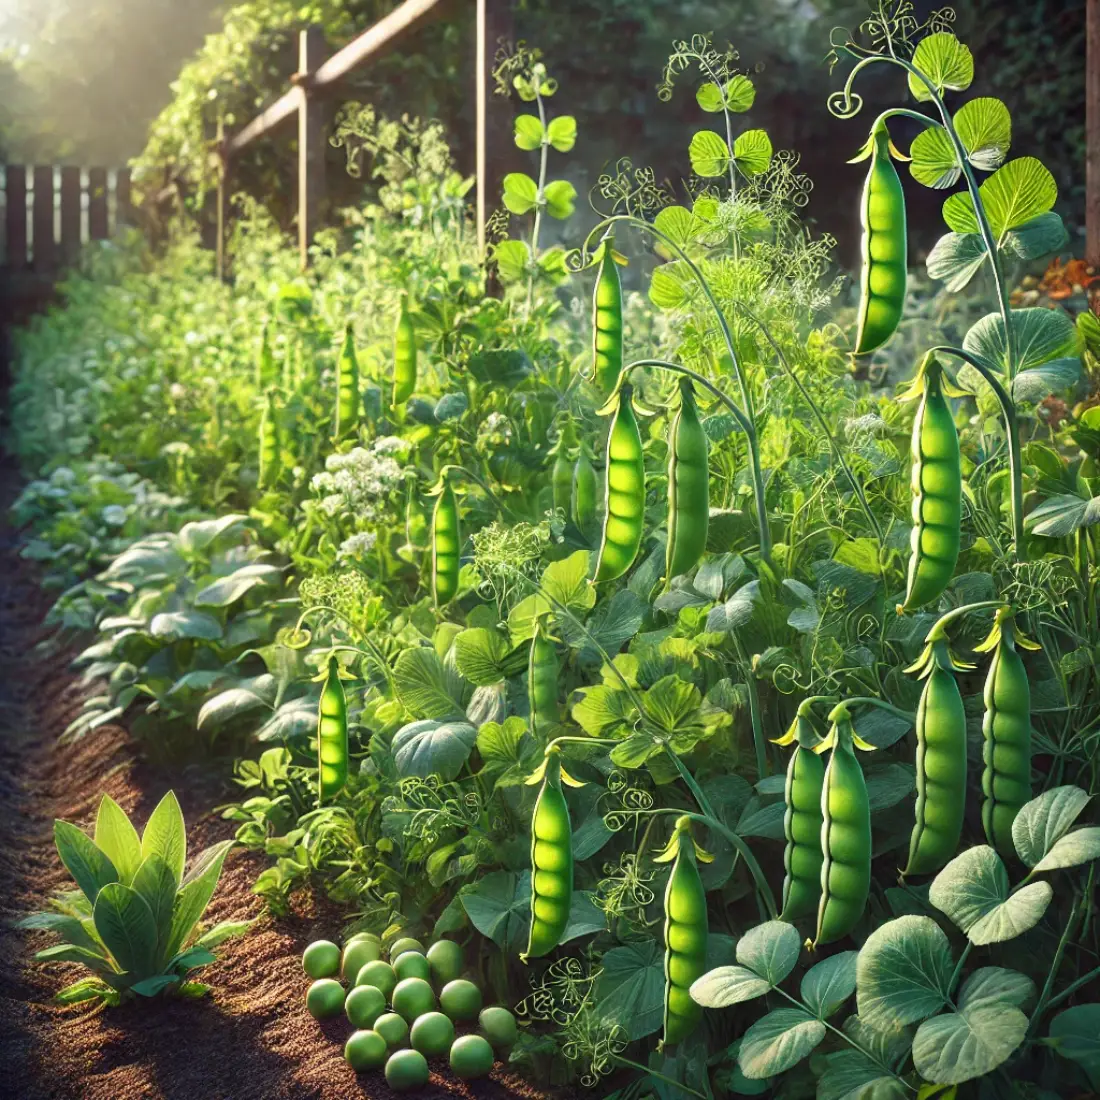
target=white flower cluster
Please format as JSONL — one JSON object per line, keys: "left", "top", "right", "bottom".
{"left": 309, "top": 437, "right": 410, "bottom": 519}
{"left": 338, "top": 531, "right": 378, "bottom": 559}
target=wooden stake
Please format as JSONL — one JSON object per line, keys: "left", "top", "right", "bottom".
{"left": 298, "top": 24, "right": 327, "bottom": 270}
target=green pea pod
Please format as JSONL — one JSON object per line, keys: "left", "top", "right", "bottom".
{"left": 898, "top": 353, "right": 963, "bottom": 614}
{"left": 431, "top": 483, "right": 461, "bottom": 606}
{"left": 591, "top": 234, "right": 624, "bottom": 395}
{"left": 318, "top": 654, "right": 348, "bottom": 802}
{"left": 256, "top": 322, "right": 277, "bottom": 391}
{"left": 656, "top": 816, "right": 710, "bottom": 1051}
{"left": 572, "top": 448, "right": 598, "bottom": 538}
{"left": 335, "top": 322, "right": 360, "bottom": 439}
{"left": 258, "top": 392, "right": 280, "bottom": 490}
{"left": 522, "top": 747, "right": 582, "bottom": 962}
{"left": 593, "top": 383, "right": 645, "bottom": 583}
{"left": 902, "top": 634, "right": 971, "bottom": 876}
{"left": 393, "top": 299, "right": 417, "bottom": 405}
{"left": 665, "top": 378, "right": 709, "bottom": 585}
{"left": 550, "top": 420, "right": 576, "bottom": 517}
{"left": 528, "top": 615, "right": 559, "bottom": 737}
{"left": 773, "top": 710, "right": 825, "bottom": 923}
{"left": 975, "top": 607, "right": 1038, "bottom": 857}
{"left": 850, "top": 119, "right": 907, "bottom": 356}
{"left": 813, "top": 705, "right": 874, "bottom": 948}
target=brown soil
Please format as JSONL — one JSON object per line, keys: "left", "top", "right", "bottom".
{"left": 0, "top": 462, "right": 548, "bottom": 1100}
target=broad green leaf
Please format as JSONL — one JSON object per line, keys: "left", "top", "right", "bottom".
{"left": 149, "top": 610, "right": 222, "bottom": 641}
{"left": 689, "top": 130, "right": 731, "bottom": 178}
{"left": 54, "top": 820, "right": 118, "bottom": 905}
{"left": 817, "top": 1048, "right": 907, "bottom": 1100}
{"left": 193, "top": 564, "right": 281, "bottom": 607}
{"left": 194, "top": 919, "right": 253, "bottom": 949}
{"left": 595, "top": 940, "right": 665, "bottom": 1038}
{"left": 696, "top": 81, "right": 724, "bottom": 112}
{"left": 912, "top": 1004, "right": 1028, "bottom": 1084}
{"left": 910, "top": 126, "right": 960, "bottom": 189}
{"left": 541, "top": 551, "right": 597, "bottom": 618}
{"left": 955, "top": 97, "right": 1011, "bottom": 170}
{"left": 141, "top": 791, "right": 186, "bottom": 885}
{"left": 35, "top": 943, "right": 114, "bottom": 972}
{"left": 738, "top": 1007, "right": 826, "bottom": 1079}
{"left": 1011, "top": 359, "right": 1081, "bottom": 405}
{"left": 502, "top": 172, "right": 538, "bottom": 215}
{"left": 165, "top": 839, "right": 233, "bottom": 960}
{"left": 1025, "top": 494, "right": 1100, "bottom": 538}
{"left": 256, "top": 697, "right": 316, "bottom": 741}
{"left": 131, "top": 974, "right": 181, "bottom": 997}
{"left": 580, "top": 589, "right": 647, "bottom": 659}
{"left": 460, "top": 870, "right": 528, "bottom": 950}
{"left": 981, "top": 158, "right": 1057, "bottom": 236}
{"left": 908, "top": 33, "right": 974, "bottom": 102}
{"left": 93, "top": 795, "right": 142, "bottom": 886}
{"left": 649, "top": 266, "right": 687, "bottom": 310}
{"left": 493, "top": 239, "right": 530, "bottom": 283}
{"left": 1033, "top": 827, "right": 1100, "bottom": 872}
{"left": 546, "top": 115, "right": 576, "bottom": 152}
{"left": 733, "top": 129, "right": 772, "bottom": 177}
{"left": 724, "top": 74, "right": 756, "bottom": 112}
{"left": 571, "top": 683, "right": 635, "bottom": 737}
{"left": 689, "top": 965, "right": 771, "bottom": 1008}
{"left": 393, "top": 646, "right": 463, "bottom": 719}
{"left": 18, "top": 911, "right": 102, "bottom": 953}
{"left": 543, "top": 179, "right": 577, "bottom": 220}
{"left": 801, "top": 951, "right": 859, "bottom": 1019}
{"left": 196, "top": 676, "right": 275, "bottom": 731}
{"left": 130, "top": 854, "right": 178, "bottom": 961}
{"left": 392, "top": 719, "right": 477, "bottom": 780}
{"left": 653, "top": 206, "right": 697, "bottom": 248}
{"left": 706, "top": 580, "right": 760, "bottom": 633}
{"left": 957, "top": 967, "right": 1035, "bottom": 1013}
{"left": 962, "top": 307, "right": 1077, "bottom": 377}
{"left": 169, "top": 945, "right": 217, "bottom": 973}
{"left": 856, "top": 916, "right": 952, "bottom": 1029}
{"left": 476, "top": 717, "right": 531, "bottom": 781}
{"left": 1011, "top": 785, "right": 1091, "bottom": 866}
{"left": 1003, "top": 212, "right": 1068, "bottom": 261}
{"left": 466, "top": 682, "right": 505, "bottom": 728}
{"left": 1047, "top": 1005, "right": 1100, "bottom": 1087}
{"left": 453, "top": 628, "right": 514, "bottom": 686}
{"left": 561, "top": 891, "right": 605, "bottom": 943}
{"left": 93, "top": 882, "right": 159, "bottom": 976}
{"left": 177, "top": 514, "right": 247, "bottom": 555}
{"left": 513, "top": 114, "right": 543, "bottom": 151}
{"left": 928, "top": 845, "right": 1051, "bottom": 944}
{"left": 736, "top": 920, "right": 801, "bottom": 985}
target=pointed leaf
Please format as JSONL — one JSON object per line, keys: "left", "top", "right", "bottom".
{"left": 801, "top": 951, "right": 859, "bottom": 1019}
{"left": 596, "top": 941, "right": 665, "bottom": 1038}
{"left": 94, "top": 796, "right": 142, "bottom": 886}
{"left": 736, "top": 920, "right": 801, "bottom": 985}
{"left": 54, "top": 820, "right": 118, "bottom": 905}
{"left": 93, "top": 882, "right": 159, "bottom": 975}
{"left": 689, "top": 965, "right": 771, "bottom": 1008}
{"left": 141, "top": 791, "right": 186, "bottom": 885}
{"left": 165, "top": 840, "right": 233, "bottom": 960}
{"left": 130, "top": 854, "right": 178, "bottom": 963}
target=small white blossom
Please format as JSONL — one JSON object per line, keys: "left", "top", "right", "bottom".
{"left": 338, "top": 531, "right": 378, "bottom": 559}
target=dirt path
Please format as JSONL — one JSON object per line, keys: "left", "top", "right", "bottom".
{"left": 0, "top": 457, "right": 545, "bottom": 1100}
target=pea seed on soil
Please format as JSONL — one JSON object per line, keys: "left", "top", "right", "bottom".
{"left": 0, "top": 457, "right": 551, "bottom": 1100}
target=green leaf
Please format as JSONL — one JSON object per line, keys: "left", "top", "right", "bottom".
{"left": 194, "top": 919, "right": 253, "bottom": 949}
{"left": 93, "top": 882, "right": 159, "bottom": 976}
{"left": 642, "top": 676, "right": 702, "bottom": 735}
{"left": 453, "top": 628, "right": 514, "bottom": 687}
{"left": 541, "top": 551, "right": 597, "bottom": 620}
{"left": 571, "top": 683, "right": 635, "bottom": 737}
{"left": 653, "top": 206, "right": 697, "bottom": 249}
{"left": 561, "top": 891, "right": 605, "bottom": 943}
{"left": 1012, "top": 785, "right": 1091, "bottom": 866}
{"left": 733, "top": 129, "right": 772, "bottom": 177}
{"left": 394, "top": 646, "right": 464, "bottom": 720}
{"left": 502, "top": 173, "right": 538, "bottom": 215}
{"left": 736, "top": 919, "right": 801, "bottom": 985}
{"left": 738, "top": 1007, "right": 826, "bottom": 1079}
{"left": 169, "top": 945, "right": 217, "bottom": 973}
{"left": 543, "top": 180, "right": 577, "bottom": 220}
{"left": 460, "top": 870, "right": 528, "bottom": 950}
{"left": 596, "top": 941, "right": 665, "bottom": 1038}
{"left": 912, "top": 1004, "right": 1028, "bottom": 1084}
{"left": 18, "top": 911, "right": 102, "bottom": 953}
{"left": 514, "top": 114, "right": 543, "bottom": 151}
{"left": 689, "top": 130, "right": 731, "bottom": 178}
{"left": 141, "top": 791, "right": 186, "bottom": 885}
{"left": 1033, "top": 827, "right": 1100, "bottom": 872}
{"left": 130, "top": 854, "right": 178, "bottom": 962}
{"left": 928, "top": 845, "right": 1051, "bottom": 945}
{"left": 1011, "top": 359, "right": 1081, "bottom": 404}
{"left": 54, "top": 820, "right": 118, "bottom": 905}
{"left": 649, "top": 265, "right": 687, "bottom": 310}
{"left": 34, "top": 943, "right": 114, "bottom": 972}
{"left": 54, "top": 977, "right": 118, "bottom": 1005}
{"left": 955, "top": 97, "right": 1011, "bottom": 170}
{"left": 981, "top": 158, "right": 1058, "bottom": 236}
{"left": 817, "top": 1049, "right": 907, "bottom": 1100}
{"left": 131, "top": 974, "right": 181, "bottom": 997}
{"left": 165, "top": 839, "right": 233, "bottom": 960}
{"left": 856, "top": 915, "right": 952, "bottom": 1029}
{"left": 957, "top": 967, "right": 1035, "bottom": 1013}
{"left": 546, "top": 115, "right": 576, "bottom": 152}
{"left": 1003, "top": 211, "right": 1068, "bottom": 261}
{"left": 149, "top": 610, "right": 223, "bottom": 641}
{"left": 910, "top": 126, "right": 960, "bottom": 189}
{"left": 476, "top": 717, "right": 532, "bottom": 782}
{"left": 695, "top": 81, "right": 725, "bottom": 113}
{"left": 93, "top": 796, "right": 142, "bottom": 886}
{"left": 908, "top": 33, "right": 974, "bottom": 102}
{"left": 801, "top": 951, "right": 859, "bottom": 1019}
{"left": 197, "top": 676, "right": 275, "bottom": 731}
{"left": 193, "top": 563, "right": 281, "bottom": 607}
{"left": 963, "top": 307, "right": 1077, "bottom": 376}
{"left": 493, "top": 239, "right": 530, "bottom": 283}
{"left": 392, "top": 719, "right": 477, "bottom": 780}
{"left": 177, "top": 514, "right": 247, "bottom": 555}
{"left": 689, "top": 965, "right": 771, "bottom": 1008}
{"left": 1026, "top": 494, "right": 1100, "bottom": 538}
{"left": 1048, "top": 1005, "right": 1100, "bottom": 1087}
{"left": 724, "top": 74, "right": 756, "bottom": 112}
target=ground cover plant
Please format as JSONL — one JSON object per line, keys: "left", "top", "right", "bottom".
{"left": 5, "top": 2, "right": 1100, "bottom": 1098}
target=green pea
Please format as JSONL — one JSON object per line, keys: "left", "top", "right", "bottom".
{"left": 975, "top": 607, "right": 1037, "bottom": 857}
{"left": 774, "top": 712, "right": 825, "bottom": 923}
{"left": 593, "top": 384, "right": 645, "bottom": 583}
{"left": 665, "top": 378, "right": 709, "bottom": 586}
{"left": 393, "top": 297, "right": 417, "bottom": 405}
{"left": 317, "top": 654, "right": 348, "bottom": 802}
{"left": 528, "top": 615, "right": 559, "bottom": 737}
{"left": 572, "top": 448, "right": 599, "bottom": 539}
{"left": 521, "top": 748, "right": 575, "bottom": 962}
{"left": 656, "top": 816, "right": 707, "bottom": 1051}
{"left": 851, "top": 120, "right": 906, "bottom": 356}
{"left": 903, "top": 637, "right": 967, "bottom": 877}
{"left": 898, "top": 354, "right": 961, "bottom": 614}
{"left": 334, "top": 321, "right": 360, "bottom": 440}
{"left": 431, "top": 483, "right": 461, "bottom": 606}
{"left": 256, "top": 321, "right": 277, "bottom": 391}
{"left": 257, "top": 391, "right": 280, "bottom": 490}
{"left": 591, "top": 233, "right": 623, "bottom": 395}
{"left": 813, "top": 705, "right": 873, "bottom": 947}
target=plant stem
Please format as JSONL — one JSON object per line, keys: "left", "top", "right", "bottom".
{"left": 845, "top": 696, "right": 914, "bottom": 723}
{"left": 611, "top": 1055, "right": 708, "bottom": 1100}
{"left": 526, "top": 85, "right": 550, "bottom": 318}
{"left": 1041, "top": 963, "right": 1100, "bottom": 1015}
{"left": 663, "top": 746, "right": 717, "bottom": 820}
{"left": 1026, "top": 892, "right": 1084, "bottom": 1042}
{"left": 922, "top": 599, "right": 1005, "bottom": 641}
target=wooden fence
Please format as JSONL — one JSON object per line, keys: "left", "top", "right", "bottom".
{"left": 216, "top": 0, "right": 514, "bottom": 277}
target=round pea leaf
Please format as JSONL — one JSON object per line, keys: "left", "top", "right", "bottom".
{"left": 502, "top": 173, "right": 538, "bottom": 215}
{"left": 543, "top": 180, "right": 577, "bottom": 220}
{"left": 1011, "top": 785, "right": 1091, "bottom": 867}
{"left": 912, "top": 1004, "right": 1028, "bottom": 1085}
{"left": 855, "top": 916, "right": 952, "bottom": 1029}
{"left": 955, "top": 96, "right": 1011, "bottom": 170}
{"left": 738, "top": 1007, "right": 826, "bottom": 1080}
{"left": 910, "top": 126, "right": 960, "bottom": 189}
{"left": 733, "top": 129, "right": 772, "bottom": 177}
{"left": 514, "top": 114, "right": 543, "bottom": 151}
{"left": 800, "top": 951, "right": 859, "bottom": 1019}
{"left": 1047, "top": 1004, "right": 1100, "bottom": 1088}
{"left": 908, "top": 33, "right": 974, "bottom": 102}
{"left": 547, "top": 116, "right": 576, "bottom": 152}
{"left": 735, "top": 920, "right": 801, "bottom": 985}
{"left": 689, "top": 130, "right": 731, "bottom": 178}
{"left": 690, "top": 965, "right": 771, "bottom": 1008}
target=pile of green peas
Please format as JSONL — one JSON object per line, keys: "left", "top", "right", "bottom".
{"left": 301, "top": 932, "right": 519, "bottom": 1091}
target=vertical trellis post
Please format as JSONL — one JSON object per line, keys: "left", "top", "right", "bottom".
{"left": 297, "top": 24, "right": 327, "bottom": 270}
{"left": 476, "top": 0, "right": 513, "bottom": 262}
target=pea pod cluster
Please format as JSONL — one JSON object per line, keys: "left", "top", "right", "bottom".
{"left": 591, "top": 234, "right": 624, "bottom": 396}
{"left": 898, "top": 353, "right": 963, "bottom": 613}
{"left": 528, "top": 615, "right": 559, "bottom": 738}
{"left": 431, "top": 480, "right": 461, "bottom": 607}
{"left": 334, "top": 322, "right": 360, "bottom": 440}
{"left": 774, "top": 708, "right": 825, "bottom": 923}
{"left": 655, "top": 816, "right": 710, "bottom": 1051}
{"left": 258, "top": 392, "right": 280, "bottom": 490}
{"left": 665, "top": 378, "right": 709, "bottom": 586}
{"left": 813, "top": 704, "right": 874, "bottom": 947}
{"left": 317, "top": 654, "right": 349, "bottom": 802}
{"left": 393, "top": 298, "right": 417, "bottom": 405}
{"left": 593, "top": 383, "right": 645, "bottom": 583}
{"left": 850, "top": 119, "right": 907, "bottom": 356}
{"left": 975, "top": 607, "right": 1038, "bottom": 857}
{"left": 521, "top": 747, "right": 582, "bottom": 963}
{"left": 902, "top": 628, "right": 970, "bottom": 877}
